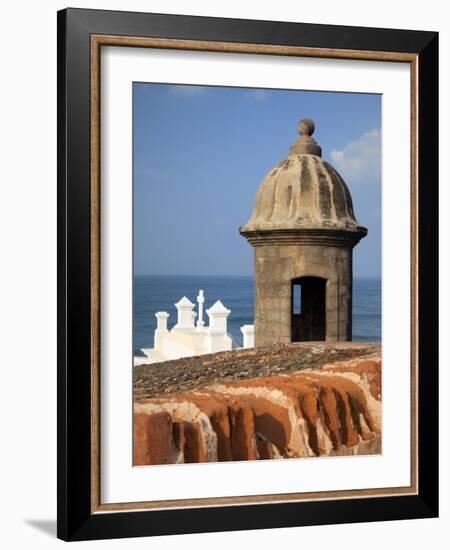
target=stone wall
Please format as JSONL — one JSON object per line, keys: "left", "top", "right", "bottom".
{"left": 253, "top": 243, "right": 352, "bottom": 346}
{"left": 134, "top": 344, "right": 381, "bottom": 465}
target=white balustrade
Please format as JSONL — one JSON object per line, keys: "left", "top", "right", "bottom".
{"left": 139, "top": 291, "right": 239, "bottom": 365}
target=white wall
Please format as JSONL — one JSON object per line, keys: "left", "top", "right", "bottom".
{"left": 0, "top": 0, "right": 447, "bottom": 548}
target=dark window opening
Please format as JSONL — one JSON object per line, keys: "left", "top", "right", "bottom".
{"left": 291, "top": 277, "right": 326, "bottom": 342}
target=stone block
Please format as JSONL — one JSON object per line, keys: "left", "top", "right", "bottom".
{"left": 257, "top": 246, "right": 280, "bottom": 258}
{"left": 134, "top": 410, "right": 174, "bottom": 466}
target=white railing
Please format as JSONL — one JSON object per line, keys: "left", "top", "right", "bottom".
{"left": 138, "top": 290, "right": 254, "bottom": 365}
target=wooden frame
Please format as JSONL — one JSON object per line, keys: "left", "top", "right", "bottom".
{"left": 57, "top": 8, "right": 438, "bottom": 541}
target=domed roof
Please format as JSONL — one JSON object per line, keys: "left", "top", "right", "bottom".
{"left": 240, "top": 119, "right": 367, "bottom": 241}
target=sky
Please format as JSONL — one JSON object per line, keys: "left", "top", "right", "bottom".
{"left": 133, "top": 83, "right": 381, "bottom": 278}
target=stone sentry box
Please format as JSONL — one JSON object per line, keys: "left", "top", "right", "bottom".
{"left": 240, "top": 119, "right": 367, "bottom": 347}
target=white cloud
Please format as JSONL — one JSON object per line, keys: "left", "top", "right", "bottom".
{"left": 168, "top": 85, "right": 209, "bottom": 97}
{"left": 330, "top": 128, "right": 381, "bottom": 185}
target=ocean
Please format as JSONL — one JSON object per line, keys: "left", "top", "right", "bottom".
{"left": 133, "top": 275, "right": 381, "bottom": 356}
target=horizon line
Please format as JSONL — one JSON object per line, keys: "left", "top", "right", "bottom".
{"left": 134, "top": 273, "right": 382, "bottom": 279}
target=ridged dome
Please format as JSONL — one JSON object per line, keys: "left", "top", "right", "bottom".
{"left": 240, "top": 119, "right": 367, "bottom": 238}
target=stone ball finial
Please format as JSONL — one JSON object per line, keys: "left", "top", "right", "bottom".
{"left": 298, "top": 118, "right": 315, "bottom": 137}
{"left": 290, "top": 117, "right": 321, "bottom": 156}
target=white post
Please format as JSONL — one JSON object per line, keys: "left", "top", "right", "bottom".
{"left": 206, "top": 300, "right": 231, "bottom": 333}
{"left": 240, "top": 324, "right": 255, "bottom": 348}
{"left": 174, "top": 296, "right": 195, "bottom": 329}
{"left": 204, "top": 300, "right": 232, "bottom": 353}
{"left": 154, "top": 311, "right": 170, "bottom": 351}
{"left": 196, "top": 289, "right": 205, "bottom": 331}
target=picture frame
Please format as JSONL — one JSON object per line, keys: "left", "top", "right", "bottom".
{"left": 57, "top": 7, "right": 438, "bottom": 541}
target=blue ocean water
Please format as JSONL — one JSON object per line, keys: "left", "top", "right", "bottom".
{"left": 133, "top": 275, "right": 381, "bottom": 355}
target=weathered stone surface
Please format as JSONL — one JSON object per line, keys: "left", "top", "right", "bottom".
{"left": 134, "top": 342, "right": 380, "bottom": 400}
{"left": 239, "top": 154, "right": 365, "bottom": 234}
{"left": 251, "top": 244, "right": 353, "bottom": 346}
{"left": 134, "top": 408, "right": 178, "bottom": 466}
{"left": 134, "top": 343, "right": 381, "bottom": 465}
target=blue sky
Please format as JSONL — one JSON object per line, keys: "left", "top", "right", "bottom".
{"left": 134, "top": 83, "right": 381, "bottom": 278}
